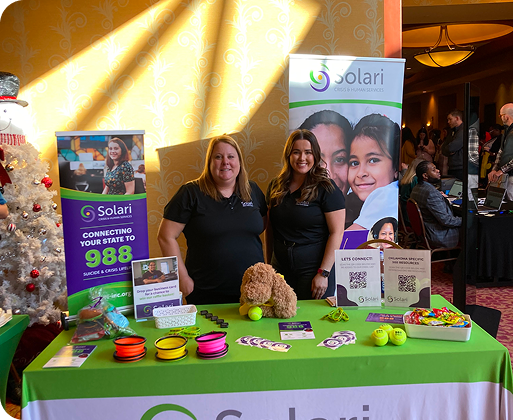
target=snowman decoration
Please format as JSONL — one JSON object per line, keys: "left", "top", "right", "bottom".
{"left": 0, "top": 71, "right": 67, "bottom": 326}
{"left": 0, "top": 71, "right": 29, "bottom": 146}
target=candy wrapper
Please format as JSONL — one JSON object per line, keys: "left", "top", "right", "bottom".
{"left": 405, "top": 307, "right": 469, "bottom": 328}
{"left": 71, "top": 288, "right": 136, "bottom": 343}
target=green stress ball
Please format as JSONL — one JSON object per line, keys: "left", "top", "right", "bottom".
{"left": 380, "top": 323, "right": 393, "bottom": 336}
{"left": 371, "top": 328, "right": 389, "bottom": 346}
{"left": 248, "top": 306, "right": 263, "bottom": 321}
{"left": 389, "top": 328, "right": 407, "bottom": 346}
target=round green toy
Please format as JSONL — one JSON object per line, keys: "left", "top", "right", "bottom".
{"left": 379, "top": 323, "right": 393, "bottom": 336}
{"left": 248, "top": 306, "right": 263, "bottom": 321}
{"left": 371, "top": 328, "right": 389, "bottom": 346}
{"left": 389, "top": 328, "right": 407, "bottom": 346}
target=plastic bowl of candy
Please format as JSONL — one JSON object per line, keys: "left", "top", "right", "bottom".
{"left": 403, "top": 308, "right": 472, "bottom": 342}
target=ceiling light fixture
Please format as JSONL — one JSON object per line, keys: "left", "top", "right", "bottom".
{"left": 413, "top": 25, "right": 475, "bottom": 67}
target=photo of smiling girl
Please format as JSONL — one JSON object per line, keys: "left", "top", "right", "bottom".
{"left": 345, "top": 113, "right": 400, "bottom": 231}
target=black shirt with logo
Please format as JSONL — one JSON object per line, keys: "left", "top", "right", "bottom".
{"left": 163, "top": 180, "right": 266, "bottom": 304}
{"left": 267, "top": 178, "right": 345, "bottom": 246}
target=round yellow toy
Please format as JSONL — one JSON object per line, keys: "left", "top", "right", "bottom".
{"left": 248, "top": 306, "right": 263, "bottom": 321}
{"left": 371, "top": 328, "right": 389, "bottom": 346}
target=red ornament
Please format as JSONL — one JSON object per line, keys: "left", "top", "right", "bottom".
{"left": 30, "top": 269, "right": 40, "bottom": 278}
{"left": 33, "top": 204, "right": 42, "bottom": 212}
{"left": 26, "top": 283, "right": 35, "bottom": 292}
{"left": 56, "top": 223, "right": 61, "bottom": 227}
{"left": 41, "top": 176, "right": 53, "bottom": 188}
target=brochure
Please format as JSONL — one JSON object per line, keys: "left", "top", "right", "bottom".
{"left": 383, "top": 249, "right": 431, "bottom": 308}
{"left": 279, "top": 321, "right": 315, "bottom": 340}
{"left": 365, "top": 313, "right": 404, "bottom": 324}
{"left": 43, "top": 345, "right": 97, "bottom": 368}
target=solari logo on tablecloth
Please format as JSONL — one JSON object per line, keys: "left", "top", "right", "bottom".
{"left": 140, "top": 403, "right": 371, "bottom": 420}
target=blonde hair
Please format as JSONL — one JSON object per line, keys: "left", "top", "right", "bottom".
{"left": 400, "top": 157, "right": 424, "bottom": 186}
{"left": 74, "top": 163, "right": 87, "bottom": 176}
{"left": 196, "top": 135, "right": 251, "bottom": 202}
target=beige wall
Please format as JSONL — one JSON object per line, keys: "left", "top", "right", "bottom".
{"left": 0, "top": 0, "right": 387, "bottom": 257}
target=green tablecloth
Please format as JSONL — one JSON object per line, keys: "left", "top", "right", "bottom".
{"left": 0, "top": 315, "right": 29, "bottom": 408}
{"left": 22, "top": 296, "right": 513, "bottom": 420}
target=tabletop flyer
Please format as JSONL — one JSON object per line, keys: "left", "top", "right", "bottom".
{"left": 383, "top": 249, "right": 431, "bottom": 308}
{"left": 279, "top": 321, "right": 315, "bottom": 340}
{"left": 43, "top": 345, "right": 97, "bottom": 368}
{"left": 334, "top": 249, "right": 381, "bottom": 307}
{"left": 131, "top": 256, "right": 181, "bottom": 321}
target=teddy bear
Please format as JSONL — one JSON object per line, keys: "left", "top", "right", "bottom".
{"left": 240, "top": 262, "right": 297, "bottom": 319}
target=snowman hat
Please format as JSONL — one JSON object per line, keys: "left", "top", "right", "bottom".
{"left": 0, "top": 72, "right": 28, "bottom": 107}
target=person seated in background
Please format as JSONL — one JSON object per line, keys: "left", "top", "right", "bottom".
{"left": 370, "top": 216, "right": 398, "bottom": 248}
{"left": 410, "top": 161, "right": 461, "bottom": 249}
{"left": 399, "top": 157, "right": 423, "bottom": 226}
{"left": 400, "top": 126, "right": 417, "bottom": 169}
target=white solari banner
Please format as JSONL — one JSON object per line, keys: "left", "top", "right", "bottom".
{"left": 289, "top": 55, "right": 405, "bottom": 246}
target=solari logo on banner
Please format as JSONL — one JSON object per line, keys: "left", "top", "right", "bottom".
{"left": 140, "top": 403, "right": 371, "bottom": 420}
{"left": 80, "top": 205, "right": 96, "bottom": 222}
{"left": 310, "top": 64, "right": 385, "bottom": 93}
{"left": 310, "top": 63, "right": 330, "bottom": 92}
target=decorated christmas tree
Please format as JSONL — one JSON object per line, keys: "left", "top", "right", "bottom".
{"left": 0, "top": 72, "right": 67, "bottom": 326}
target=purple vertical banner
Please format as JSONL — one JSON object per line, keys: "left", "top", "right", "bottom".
{"left": 56, "top": 131, "right": 149, "bottom": 316}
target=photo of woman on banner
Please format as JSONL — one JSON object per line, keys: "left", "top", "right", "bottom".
{"left": 158, "top": 135, "right": 267, "bottom": 305}
{"left": 102, "top": 137, "right": 135, "bottom": 195}
{"left": 369, "top": 216, "right": 398, "bottom": 248}
{"left": 266, "top": 129, "right": 345, "bottom": 300}
{"left": 345, "top": 113, "right": 400, "bottom": 231}
{"left": 299, "top": 110, "right": 353, "bottom": 195}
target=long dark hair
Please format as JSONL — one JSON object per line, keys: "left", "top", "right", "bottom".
{"left": 106, "top": 138, "right": 130, "bottom": 170}
{"left": 353, "top": 114, "right": 400, "bottom": 172}
{"left": 269, "top": 129, "right": 333, "bottom": 206}
{"left": 416, "top": 127, "right": 429, "bottom": 147}
{"left": 299, "top": 109, "right": 353, "bottom": 148}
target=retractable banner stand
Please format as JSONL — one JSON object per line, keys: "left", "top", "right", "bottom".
{"left": 56, "top": 130, "right": 149, "bottom": 316}
{"left": 289, "top": 55, "right": 405, "bottom": 248}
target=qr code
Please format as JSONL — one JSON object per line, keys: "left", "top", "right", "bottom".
{"left": 349, "top": 271, "right": 367, "bottom": 289}
{"left": 398, "top": 275, "right": 416, "bottom": 292}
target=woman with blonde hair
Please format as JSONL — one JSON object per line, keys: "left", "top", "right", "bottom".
{"left": 400, "top": 157, "right": 424, "bottom": 225}
{"left": 266, "top": 129, "right": 345, "bottom": 300}
{"left": 158, "top": 135, "right": 267, "bottom": 304}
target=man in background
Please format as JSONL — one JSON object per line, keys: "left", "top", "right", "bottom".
{"left": 442, "top": 110, "right": 464, "bottom": 180}
{"left": 410, "top": 161, "right": 461, "bottom": 249}
{"left": 489, "top": 103, "right": 513, "bottom": 200}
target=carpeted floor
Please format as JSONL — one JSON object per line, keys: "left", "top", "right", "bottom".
{"left": 4, "top": 267, "right": 513, "bottom": 419}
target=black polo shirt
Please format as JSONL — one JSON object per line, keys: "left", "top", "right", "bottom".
{"left": 163, "top": 181, "right": 266, "bottom": 303}
{"left": 267, "top": 179, "right": 345, "bottom": 246}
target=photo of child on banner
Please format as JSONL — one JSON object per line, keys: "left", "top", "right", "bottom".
{"left": 289, "top": 55, "right": 404, "bottom": 249}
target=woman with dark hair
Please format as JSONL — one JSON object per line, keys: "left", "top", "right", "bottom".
{"left": 102, "top": 138, "right": 135, "bottom": 195}
{"left": 266, "top": 129, "right": 345, "bottom": 300}
{"left": 299, "top": 110, "right": 353, "bottom": 195}
{"left": 370, "top": 217, "right": 398, "bottom": 248}
{"left": 400, "top": 126, "right": 417, "bottom": 167}
{"left": 417, "top": 127, "right": 436, "bottom": 162}
{"left": 346, "top": 113, "right": 400, "bottom": 230}
{"left": 158, "top": 135, "right": 267, "bottom": 305}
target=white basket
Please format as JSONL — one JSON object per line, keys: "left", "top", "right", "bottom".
{"left": 153, "top": 305, "right": 197, "bottom": 329}
{"left": 403, "top": 311, "right": 472, "bottom": 342}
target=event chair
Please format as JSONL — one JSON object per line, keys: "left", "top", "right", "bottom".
{"left": 406, "top": 198, "right": 460, "bottom": 263}
{"left": 398, "top": 203, "right": 415, "bottom": 248}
